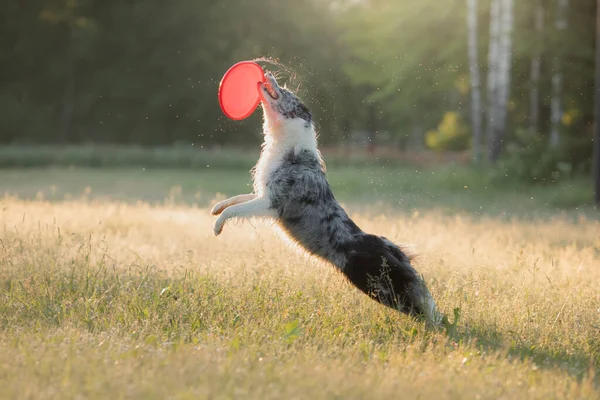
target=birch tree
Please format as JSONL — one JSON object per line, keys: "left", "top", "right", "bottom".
{"left": 495, "top": 0, "right": 513, "bottom": 151}
{"left": 487, "top": 0, "right": 513, "bottom": 162}
{"left": 550, "top": 0, "right": 569, "bottom": 147}
{"left": 486, "top": 0, "right": 500, "bottom": 162}
{"left": 467, "top": 0, "right": 483, "bottom": 164}
{"left": 530, "top": 2, "right": 545, "bottom": 134}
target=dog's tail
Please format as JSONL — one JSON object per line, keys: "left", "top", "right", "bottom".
{"left": 342, "top": 235, "right": 443, "bottom": 327}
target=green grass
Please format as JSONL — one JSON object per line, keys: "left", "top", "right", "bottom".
{"left": 0, "top": 144, "right": 595, "bottom": 217}
{"left": 0, "top": 165, "right": 594, "bottom": 218}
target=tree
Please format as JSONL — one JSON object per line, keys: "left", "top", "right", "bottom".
{"left": 39, "top": 0, "right": 98, "bottom": 143}
{"left": 487, "top": 0, "right": 514, "bottom": 163}
{"left": 467, "top": 0, "right": 483, "bottom": 164}
{"left": 0, "top": 0, "right": 348, "bottom": 146}
{"left": 1, "top": 0, "right": 598, "bottom": 175}
{"left": 529, "top": 1, "right": 545, "bottom": 134}
{"left": 486, "top": 0, "right": 500, "bottom": 161}
{"left": 550, "top": 0, "right": 570, "bottom": 147}
{"left": 340, "top": 0, "right": 468, "bottom": 146}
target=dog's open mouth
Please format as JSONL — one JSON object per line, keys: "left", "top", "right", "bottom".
{"left": 263, "top": 80, "right": 279, "bottom": 100}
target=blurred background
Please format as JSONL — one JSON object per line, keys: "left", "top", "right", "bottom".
{"left": 0, "top": 0, "right": 597, "bottom": 215}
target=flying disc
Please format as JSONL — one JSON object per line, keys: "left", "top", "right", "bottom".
{"left": 218, "top": 61, "right": 266, "bottom": 120}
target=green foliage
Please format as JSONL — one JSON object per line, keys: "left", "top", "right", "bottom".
{"left": 338, "top": 0, "right": 596, "bottom": 183}
{"left": 339, "top": 0, "right": 469, "bottom": 133}
{"left": 442, "top": 307, "right": 462, "bottom": 338}
{"left": 0, "top": 0, "right": 598, "bottom": 187}
{"left": 283, "top": 320, "right": 302, "bottom": 344}
{"left": 493, "top": 129, "right": 592, "bottom": 184}
{"left": 425, "top": 112, "right": 471, "bottom": 152}
{"left": 0, "top": 145, "right": 258, "bottom": 170}
{"left": 0, "top": 0, "right": 350, "bottom": 146}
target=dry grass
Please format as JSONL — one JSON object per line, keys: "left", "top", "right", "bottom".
{"left": 1, "top": 196, "right": 599, "bottom": 399}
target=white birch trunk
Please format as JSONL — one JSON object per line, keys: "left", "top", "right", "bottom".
{"left": 488, "top": 0, "right": 513, "bottom": 162}
{"left": 467, "top": 0, "right": 483, "bottom": 164}
{"left": 486, "top": 0, "right": 501, "bottom": 162}
{"left": 550, "top": 0, "right": 569, "bottom": 148}
{"left": 530, "top": 3, "right": 544, "bottom": 134}
{"left": 496, "top": 0, "right": 513, "bottom": 135}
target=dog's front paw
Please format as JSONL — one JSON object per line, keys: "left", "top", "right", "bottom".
{"left": 213, "top": 217, "right": 225, "bottom": 236}
{"left": 210, "top": 201, "right": 228, "bottom": 216}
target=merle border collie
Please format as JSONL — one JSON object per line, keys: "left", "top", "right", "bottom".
{"left": 211, "top": 71, "right": 443, "bottom": 326}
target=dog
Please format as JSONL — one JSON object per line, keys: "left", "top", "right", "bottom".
{"left": 211, "top": 71, "right": 443, "bottom": 326}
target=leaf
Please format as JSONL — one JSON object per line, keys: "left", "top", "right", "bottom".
{"left": 442, "top": 307, "right": 461, "bottom": 337}
{"left": 283, "top": 320, "right": 302, "bottom": 344}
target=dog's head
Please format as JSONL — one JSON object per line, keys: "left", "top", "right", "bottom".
{"left": 259, "top": 72, "right": 313, "bottom": 137}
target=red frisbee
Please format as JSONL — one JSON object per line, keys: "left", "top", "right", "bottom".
{"left": 218, "top": 61, "right": 266, "bottom": 120}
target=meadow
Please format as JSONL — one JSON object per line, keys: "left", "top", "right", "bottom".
{"left": 0, "top": 160, "right": 599, "bottom": 399}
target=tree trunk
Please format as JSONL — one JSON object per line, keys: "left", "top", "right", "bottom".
{"left": 467, "top": 0, "right": 483, "bottom": 164}
{"left": 486, "top": 0, "right": 501, "bottom": 162}
{"left": 60, "top": 25, "right": 76, "bottom": 144}
{"left": 550, "top": 0, "right": 569, "bottom": 148}
{"left": 494, "top": 0, "right": 513, "bottom": 159}
{"left": 530, "top": 3, "right": 544, "bottom": 134}
{"left": 367, "top": 102, "right": 377, "bottom": 155}
{"left": 409, "top": 124, "right": 423, "bottom": 151}
{"left": 61, "top": 58, "right": 75, "bottom": 143}
{"left": 594, "top": 0, "right": 600, "bottom": 205}
{"left": 487, "top": 0, "right": 513, "bottom": 163}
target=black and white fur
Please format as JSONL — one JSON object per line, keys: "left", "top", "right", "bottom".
{"left": 211, "top": 72, "right": 443, "bottom": 326}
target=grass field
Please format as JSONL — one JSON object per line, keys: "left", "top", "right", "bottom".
{"left": 1, "top": 165, "right": 599, "bottom": 399}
